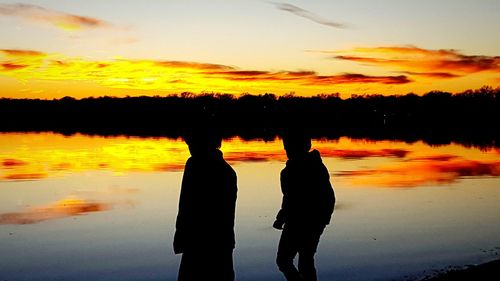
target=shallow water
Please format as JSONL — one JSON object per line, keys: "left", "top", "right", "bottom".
{"left": 1, "top": 133, "right": 500, "bottom": 281}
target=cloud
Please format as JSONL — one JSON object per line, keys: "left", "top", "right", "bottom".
{"left": 0, "top": 49, "right": 45, "bottom": 71}
{"left": 0, "top": 197, "right": 109, "bottom": 225}
{"left": 273, "top": 2, "right": 348, "bottom": 29}
{"left": 1, "top": 62, "right": 28, "bottom": 71}
{"left": 0, "top": 48, "right": 412, "bottom": 91}
{"left": 203, "top": 69, "right": 411, "bottom": 84}
{"left": 336, "top": 157, "right": 500, "bottom": 187}
{"left": 2, "top": 158, "right": 28, "bottom": 167}
{"left": 400, "top": 71, "right": 461, "bottom": 79}
{"left": 310, "top": 73, "right": 411, "bottom": 85}
{"left": 0, "top": 3, "right": 115, "bottom": 31}
{"left": 329, "top": 46, "right": 500, "bottom": 78}
{"left": 0, "top": 49, "right": 46, "bottom": 57}
{"left": 155, "top": 61, "right": 235, "bottom": 71}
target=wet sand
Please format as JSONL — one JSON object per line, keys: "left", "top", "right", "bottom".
{"left": 420, "top": 259, "right": 500, "bottom": 281}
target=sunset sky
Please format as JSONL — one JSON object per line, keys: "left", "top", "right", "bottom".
{"left": 1, "top": 0, "right": 499, "bottom": 99}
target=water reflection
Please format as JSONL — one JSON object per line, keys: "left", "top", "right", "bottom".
{"left": 337, "top": 155, "right": 500, "bottom": 187}
{"left": 0, "top": 197, "right": 109, "bottom": 225}
{"left": 2, "top": 133, "right": 499, "bottom": 188}
{"left": 1, "top": 133, "right": 500, "bottom": 281}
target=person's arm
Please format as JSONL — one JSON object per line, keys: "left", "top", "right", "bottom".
{"left": 320, "top": 164, "right": 336, "bottom": 226}
{"left": 173, "top": 159, "right": 193, "bottom": 254}
{"left": 227, "top": 169, "right": 238, "bottom": 229}
{"left": 273, "top": 169, "right": 289, "bottom": 230}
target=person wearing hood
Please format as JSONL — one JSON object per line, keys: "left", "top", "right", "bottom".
{"left": 273, "top": 130, "right": 336, "bottom": 281}
{"left": 174, "top": 128, "right": 237, "bottom": 281}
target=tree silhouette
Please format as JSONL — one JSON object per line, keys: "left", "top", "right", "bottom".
{"left": 0, "top": 86, "right": 498, "bottom": 148}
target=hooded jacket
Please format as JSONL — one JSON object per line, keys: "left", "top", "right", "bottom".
{"left": 276, "top": 149, "right": 335, "bottom": 227}
{"left": 174, "top": 149, "right": 237, "bottom": 254}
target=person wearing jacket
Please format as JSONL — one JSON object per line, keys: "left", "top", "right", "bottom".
{"left": 174, "top": 129, "right": 238, "bottom": 281}
{"left": 273, "top": 130, "right": 336, "bottom": 281}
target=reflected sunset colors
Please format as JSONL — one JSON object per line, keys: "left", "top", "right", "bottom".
{"left": 1, "top": 132, "right": 499, "bottom": 186}
{"left": 1, "top": 133, "right": 500, "bottom": 280}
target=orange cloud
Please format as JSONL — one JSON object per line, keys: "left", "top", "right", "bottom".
{"left": 2, "top": 158, "right": 28, "bottom": 167}
{"left": 329, "top": 46, "right": 500, "bottom": 79}
{"left": 203, "top": 69, "right": 410, "bottom": 84}
{"left": 0, "top": 197, "right": 109, "bottom": 225}
{"left": 0, "top": 49, "right": 411, "bottom": 94}
{"left": 310, "top": 73, "right": 410, "bottom": 85}
{"left": 155, "top": 61, "right": 234, "bottom": 71}
{"left": 337, "top": 157, "right": 500, "bottom": 187}
{"left": 0, "top": 49, "right": 46, "bottom": 57}
{"left": 0, "top": 3, "right": 115, "bottom": 31}
{"left": 1, "top": 62, "right": 28, "bottom": 71}
{"left": 401, "top": 71, "right": 461, "bottom": 79}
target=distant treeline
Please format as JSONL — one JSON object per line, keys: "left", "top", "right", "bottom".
{"left": 1, "top": 86, "right": 499, "bottom": 148}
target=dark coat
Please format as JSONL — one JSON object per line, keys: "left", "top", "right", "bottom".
{"left": 174, "top": 150, "right": 237, "bottom": 254}
{"left": 276, "top": 149, "right": 335, "bottom": 227}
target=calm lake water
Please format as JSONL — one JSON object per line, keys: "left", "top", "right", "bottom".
{"left": 1, "top": 133, "right": 500, "bottom": 281}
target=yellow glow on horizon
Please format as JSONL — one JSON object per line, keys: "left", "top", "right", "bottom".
{"left": 3, "top": 48, "right": 496, "bottom": 99}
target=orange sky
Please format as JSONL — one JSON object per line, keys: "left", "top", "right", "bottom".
{"left": 1, "top": 1, "right": 499, "bottom": 98}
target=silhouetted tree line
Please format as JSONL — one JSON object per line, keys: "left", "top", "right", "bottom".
{"left": 1, "top": 86, "right": 499, "bottom": 148}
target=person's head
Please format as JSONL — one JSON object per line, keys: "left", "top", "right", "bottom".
{"left": 183, "top": 127, "right": 222, "bottom": 157}
{"left": 282, "top": 129, "right": 311, "bottom": 160}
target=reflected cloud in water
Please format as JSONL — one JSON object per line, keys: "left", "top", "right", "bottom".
{"left": 223, "top": 148, "right": 409, "bottom": 163}
{"left": 1, "top": 133, "right": 500, "bottom": 189}
{"left": 225, "top": 151, "right": 285, "bottom": 163}
{"left": 3, "top": 173, "right": 47, "bottom": 181}
{"left": 337, "top": 156, "right": 500, "bottom": 187}
{"left": 319, "top": 148, "right": 409, "bottom": 159}
{"left": 154, "top": 163, "right": 185, "bottom": 172}
{"left": 0, "top": 197, "right": 109, "bottom": 225}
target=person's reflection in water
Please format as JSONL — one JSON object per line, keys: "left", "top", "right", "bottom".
{"left": 273, "top": 130, "right": 336, "bottom": 281}
{"left": 174, "top": 128, "right": 237, "bottom": 281}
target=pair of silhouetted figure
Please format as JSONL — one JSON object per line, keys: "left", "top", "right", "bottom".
{"left": 173, "top": 129, "right": 335, "bottom": 281}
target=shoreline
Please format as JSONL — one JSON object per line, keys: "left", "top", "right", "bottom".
{"left": 417, "top": 258, "right": 500, "bottom": 281}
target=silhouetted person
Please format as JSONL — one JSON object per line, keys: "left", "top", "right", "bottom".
{"left": 174, "top": 128, "right": 237, "bottom": 281}
{"left": 273, "top": 130, "right": 335, "bottom": 281}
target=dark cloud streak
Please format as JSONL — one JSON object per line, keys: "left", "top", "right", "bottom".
{"left": 273, "top": 2, "right": 348, "bottom": 29}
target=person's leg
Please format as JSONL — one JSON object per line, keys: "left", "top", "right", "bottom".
{"left": 277, "top": 227, "right": 302, "bottom": 281}
{"left": 298, "top": 226, "right": 325, "bottom": 281}
{"left": 179, "top": 251, "right": 214, "bottom": 281}
{"left": 177, "top": 252, "right": 194, "bottom": 281}
{"left": 211, "top": 250, "right": 235, "bottom": 281}
{"left": 297, "top": 250, "right": 317, "bottom": 281}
